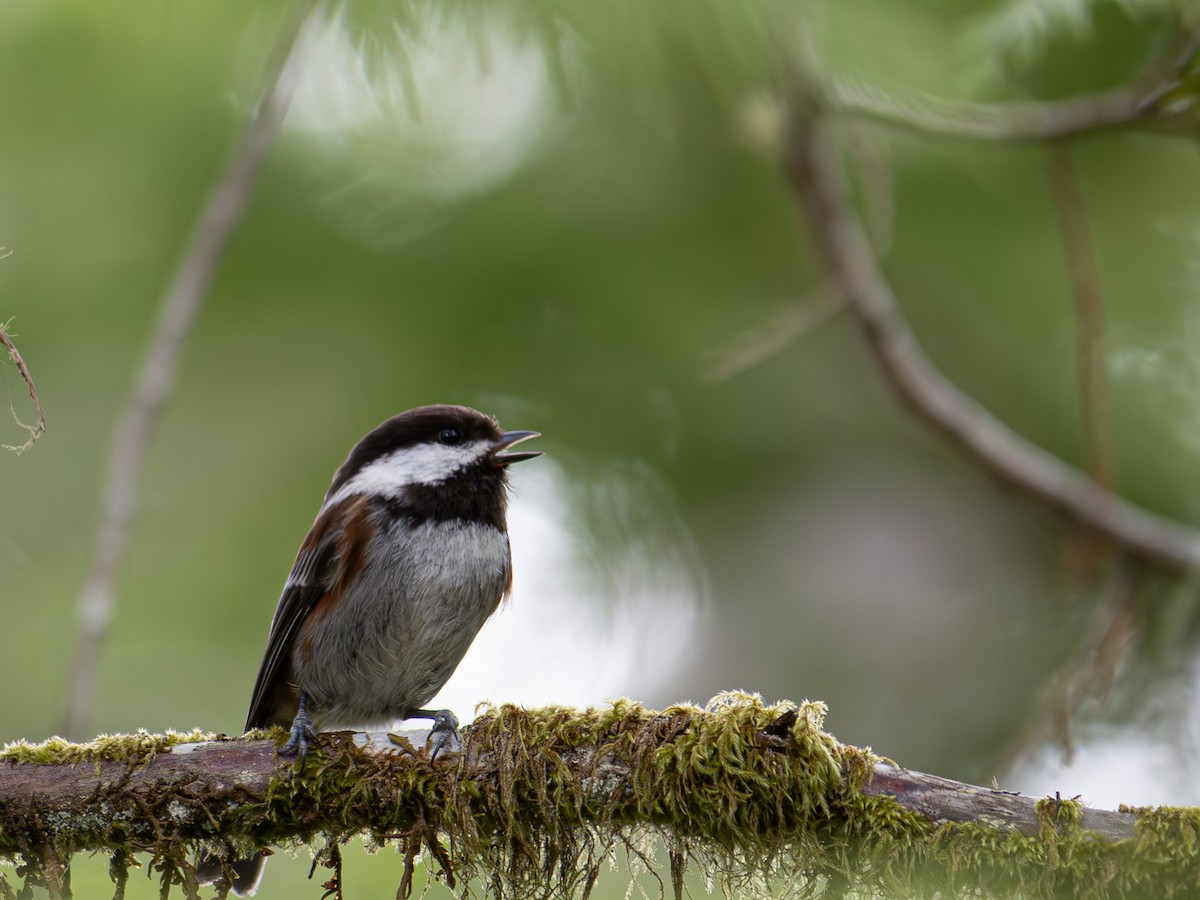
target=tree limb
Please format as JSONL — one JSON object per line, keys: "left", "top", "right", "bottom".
{"left": 1, "top": 699, "right": 1195, "bottom": 899}
{"left": 62, "top": 0, "right": 321, "bottom": 739}
{"left": 782, "top": 107, "right": 1200, "bottom": 572}
{"left": 0, "top": 735, "right": 1137, "bottom": 847}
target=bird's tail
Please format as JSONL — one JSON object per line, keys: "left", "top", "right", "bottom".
{"left": 196, "top": 851, "right": 267, "bottom": 896}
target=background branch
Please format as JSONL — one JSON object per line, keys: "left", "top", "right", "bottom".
{"left": 0, "top": 322, "right": 46, "bottom": 454}
{"left": 783, "top": 108, "right": 1200, "bottom": 572}
{"left": 821, "top": 32, "right": 1200, "bottom": 141}
{"left": 61, "top": 0, "right": 320, "bottom": 738}
{"left": 703, "top": 285, "right": 843, "bottom": 382}
{"left": 822, "top": 79, "right": 1148, "bottom": 141}
{"left": 1048, "top": 142, "right": 1114, "bottom": 493}
{"left": 994, "top": 559, "right": 1143, "bottom": 771}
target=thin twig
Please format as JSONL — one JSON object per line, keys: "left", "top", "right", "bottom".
{"left": 703, "top": 286, "right": 844, "bottom": 382}
{"left": 62, "top": 0, "right": 321, "bottom": 738}
{"left": 992, "top": 559, "right": 1142, "bottom": 772}
{"left": 783, "top": 108, "right": 1200, "bottom": 571}
{"left": 1048, "top": 143, "right": 1114, "bottom": 492}
{"left": 0, "top": 321, "right": 47, "bottom": 454}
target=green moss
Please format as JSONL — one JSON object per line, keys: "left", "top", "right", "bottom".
{"left": 1, "top": 728, "right": 218, "bottom": 766}
{"left": 3, "top": 696, "right": 1200, "bottom": 898}
{"left": 1036, "top": 793, "right": 1084, "bottom": 836}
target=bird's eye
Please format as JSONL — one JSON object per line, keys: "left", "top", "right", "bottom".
{"left": 438, "top": 427, "right": 463, "bottom": 446}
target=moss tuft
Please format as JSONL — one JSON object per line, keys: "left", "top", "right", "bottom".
{"left": 1, "top": 729, "right": 218, "bottom": 767}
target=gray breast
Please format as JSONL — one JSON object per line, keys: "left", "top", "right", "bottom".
{"left": 296, "top": 519, "right": 511, "bottom": 728}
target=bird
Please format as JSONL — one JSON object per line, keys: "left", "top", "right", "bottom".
{"left": 202, "top": 404, "right": 541, "bottom": 895}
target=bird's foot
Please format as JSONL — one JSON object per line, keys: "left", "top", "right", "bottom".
{"left": 280, "top": 706, "right": 319, "bottom": 762}
{"left": 411, "top": 708, "right": 461, "bottom": 759}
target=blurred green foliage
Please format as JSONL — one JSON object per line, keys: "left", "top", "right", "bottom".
{"left": 4, "top": 0, "right": 1200, "bottom": 895}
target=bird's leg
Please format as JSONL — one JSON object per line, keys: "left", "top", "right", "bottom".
{"left": 280, "top": 690, "right": 318, "bottom": 761}
{"left": 409, "top": 708, "right": 461, "bottom": 759}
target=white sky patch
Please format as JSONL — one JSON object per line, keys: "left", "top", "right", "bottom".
{"left": 1006, "top": 738, "right": 1187, "bottom": 808}
{"left": 324, "top": 440, "right": 491, "bottom": 507}
{"left": 962, "top": 0, "right": 1095, "bottom": 89}
{"left": 1004, "top": 653, "right": 1200, "bottom": 808}
{"left": 428, "top": 460, "right": 705, "bottom": 720}
{"left": 283, "top": 4, "right": 558, "bottom": 243}
{"left": 1106, "top": 299, "right": 1200, "bottom": 462}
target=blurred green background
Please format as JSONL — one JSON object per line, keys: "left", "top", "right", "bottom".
{"left": 5, "top": 0, "right": 1200, "bottom": 895}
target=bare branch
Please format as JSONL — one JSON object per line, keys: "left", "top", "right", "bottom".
{"left": 860, "top": 763, "right": 1134, "bottom": 842}
{"left": 0, "top": 322, "right": 46, "bottom": 455}
{"left": 783, "top": 109, "right": 1200, "bottom": 571}
{"left": 62, "top": 0, "right": 321, "bottom": 738}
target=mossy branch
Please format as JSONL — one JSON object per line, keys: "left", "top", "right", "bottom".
{"left": 1, "top": 695, "right": 1197, "bottom": 898}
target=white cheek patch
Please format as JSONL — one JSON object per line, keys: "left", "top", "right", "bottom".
{"left": 324, "top": 440, "right": 491, "bottom": 508}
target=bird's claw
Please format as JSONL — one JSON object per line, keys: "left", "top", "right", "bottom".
{"left": 280, "top": 709, "right": 318, "bottom": 762}
{"left": 426, "top": 709, "right": 461, "bottom": 759}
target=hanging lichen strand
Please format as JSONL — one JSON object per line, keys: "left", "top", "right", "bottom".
{"left": 2, "top": 694, "right": 1200, "bottom": 898}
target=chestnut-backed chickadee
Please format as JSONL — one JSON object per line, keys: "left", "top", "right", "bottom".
{"left": 205, "top": 404, "right": 541, "bottom": 895}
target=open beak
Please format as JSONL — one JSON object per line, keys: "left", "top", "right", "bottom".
{"left": 492, "top": 430, "right": 543, "bottom": 467}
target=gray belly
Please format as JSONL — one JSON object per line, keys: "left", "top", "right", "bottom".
{"left": 294, "top": 519, "right": 510, "bottom": 728}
